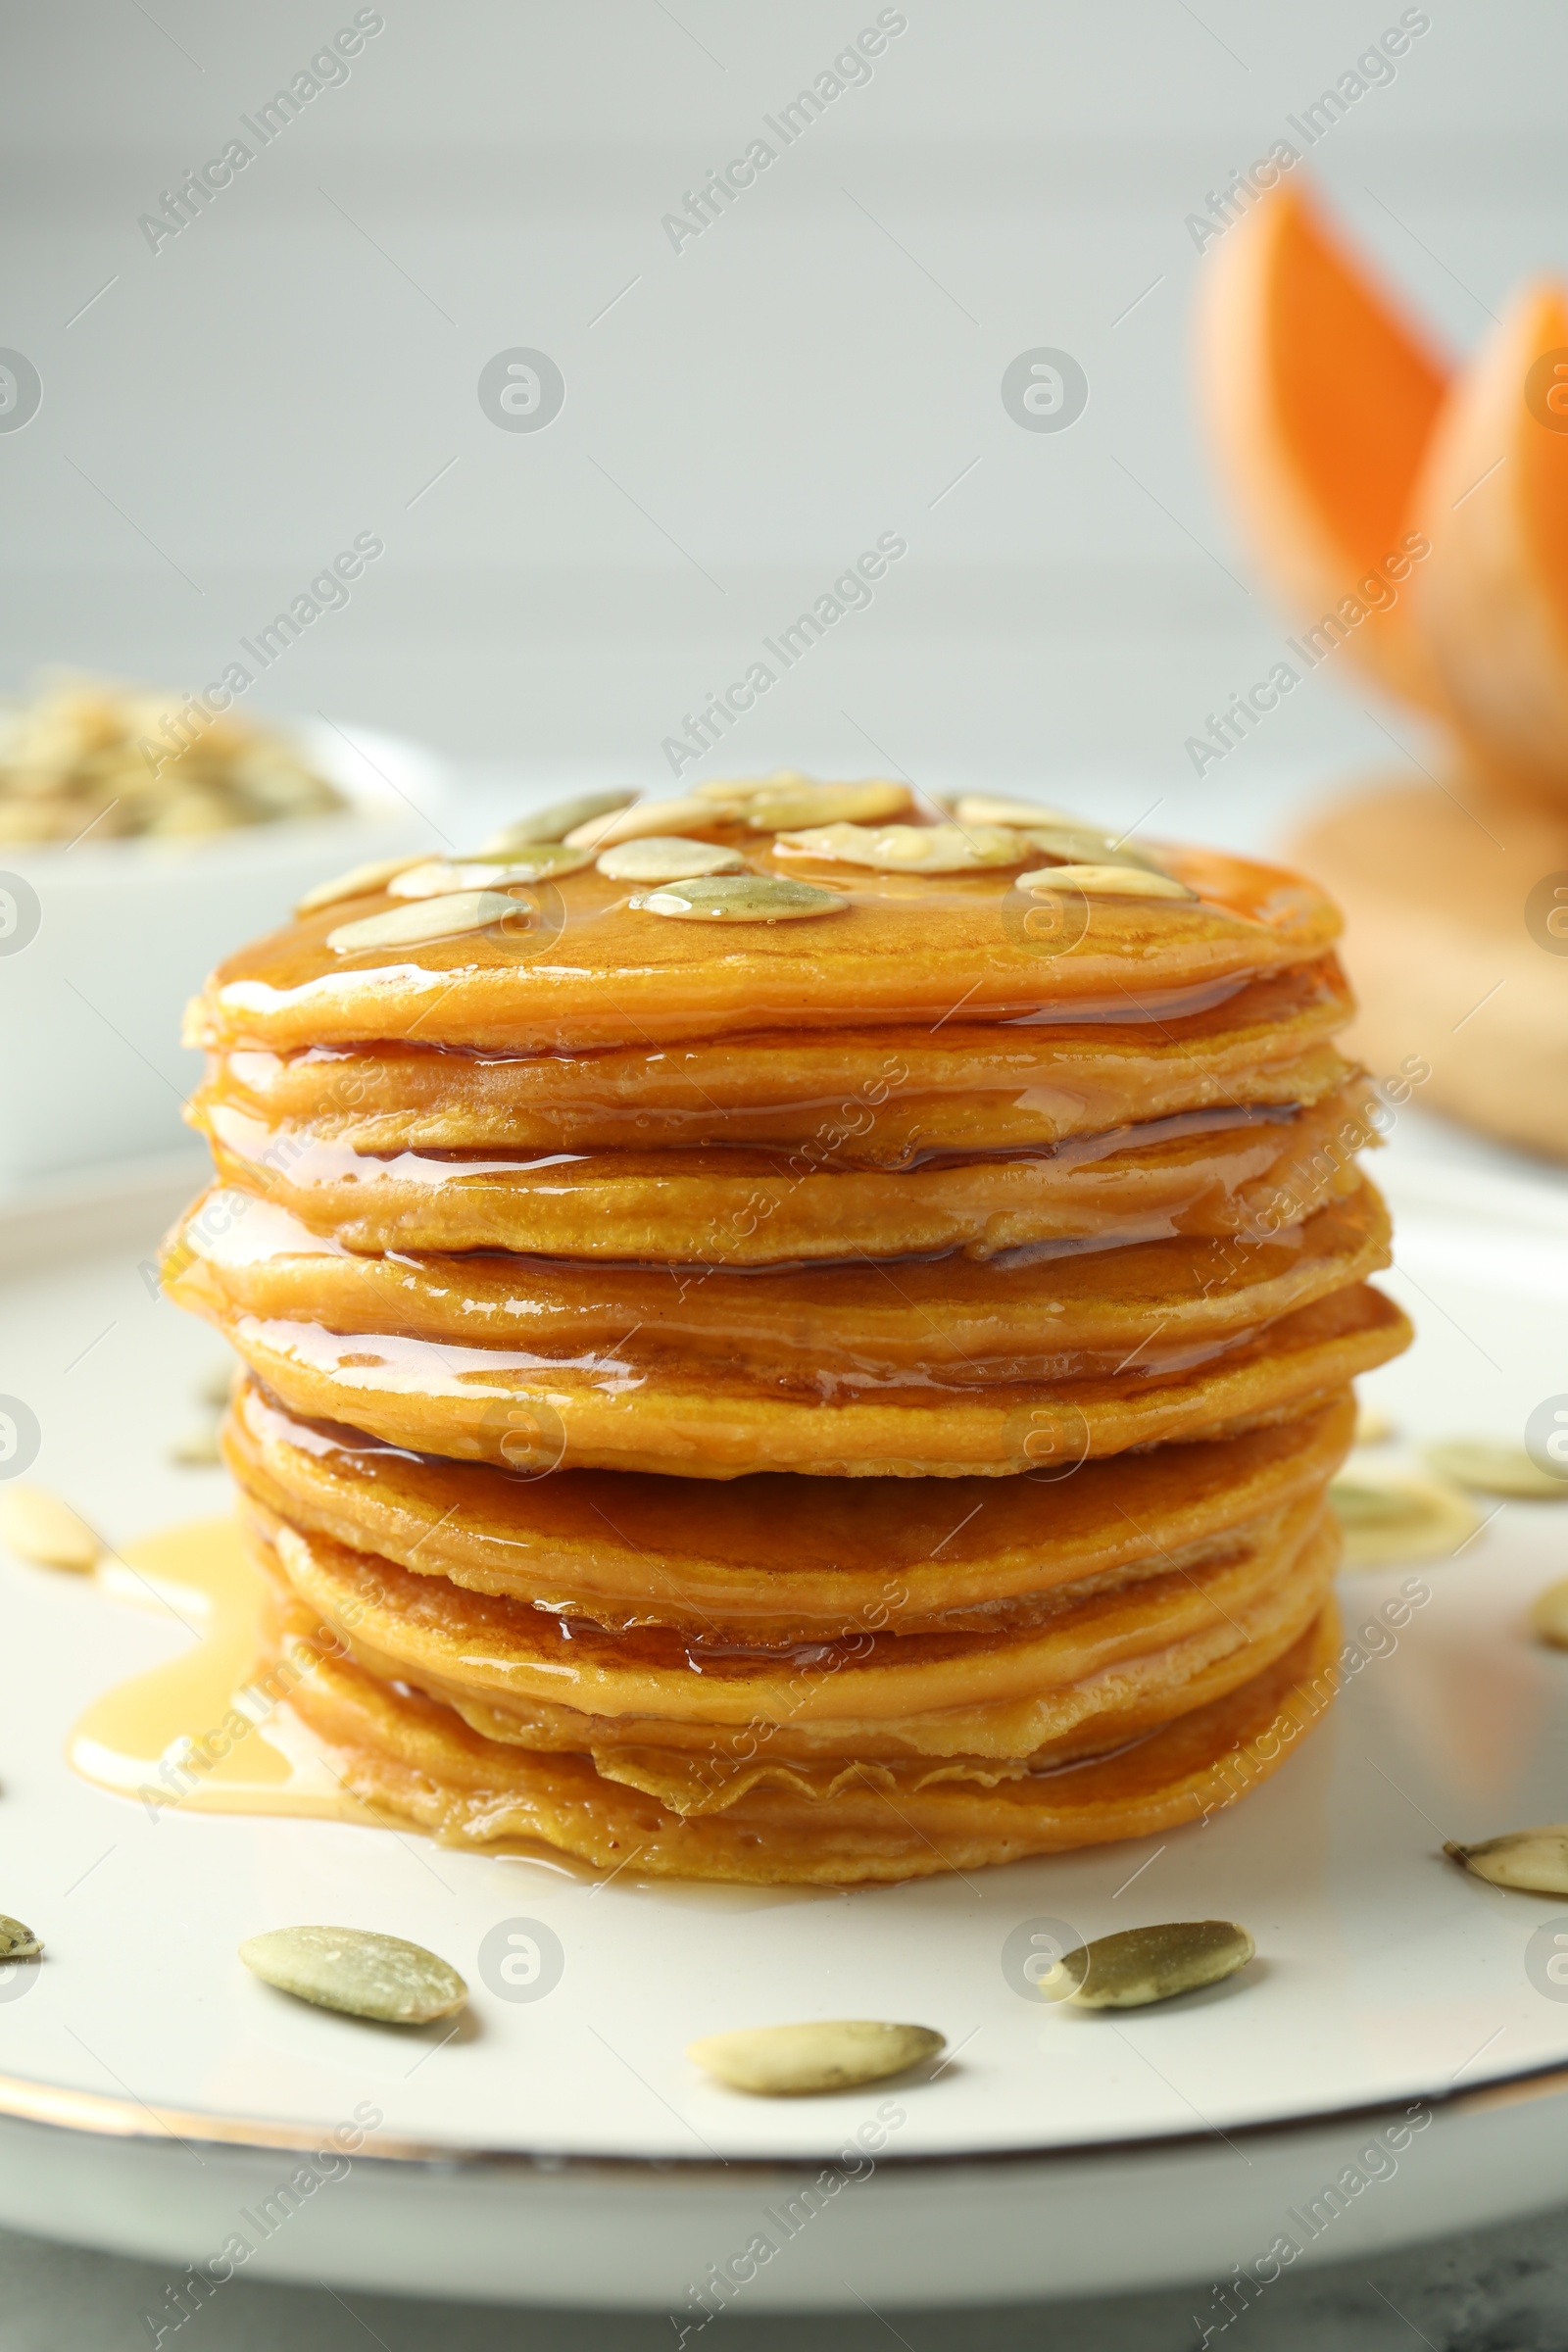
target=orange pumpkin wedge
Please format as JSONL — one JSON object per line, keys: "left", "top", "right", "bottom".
{"left": 1199, "top": 182, "right": 1449, "bottom": 710}
{"left": 1406, "top": 281, "right": 1568, "bottom": 798}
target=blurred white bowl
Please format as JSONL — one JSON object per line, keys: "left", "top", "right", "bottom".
{"left": 0, "top": 719, "right": 451, "bottom": 1190}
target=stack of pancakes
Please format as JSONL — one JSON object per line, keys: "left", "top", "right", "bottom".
{"left": 166, "top": 780, "right": 1409, "bottom": 1884}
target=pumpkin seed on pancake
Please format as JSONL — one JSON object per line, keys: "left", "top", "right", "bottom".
{"left": 773, "top": 820, "right": 1026, "bottom": 873}
{"left": 632, "top": 874, "right": 845, "bottom": 922}
{"left": 742, "top": 780, "right": 909, "bottom": 830}
{"left": 190, "top": 842, "right": 1345, "bottom": 1056}
{"left": 596, "top": 836, "right": 747, "bottom": 883}
{"left": 951, "top": 795, "right": 1090, "bottom": 829}
{"left": 389, "top": 848, "right": 593, "bottom": 893}
{"left": 564, "top": 793, "right": 743, "bottom": 849}
{"left": 325, "top": 891, "right": 521, "bottom": 956}
{"left": 1017, "top": 864, "right": 1194, "bottom": 901}
{"left": 480, "top": 790, "right": 634, "bottom": 853}
{"left": 295, "top": 856, "right": 422, "bottom": 915}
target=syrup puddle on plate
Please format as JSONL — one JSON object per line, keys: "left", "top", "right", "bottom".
{"left": 69, "top": 1515, "right": 384, "bottom": 1825}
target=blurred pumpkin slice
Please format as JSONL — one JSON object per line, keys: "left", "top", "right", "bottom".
{"left": 1199, "top": 184, "right": 1449, "bottom": 710}
{"left": 1406, "top": 282, "right": 1568, "bottom": 798}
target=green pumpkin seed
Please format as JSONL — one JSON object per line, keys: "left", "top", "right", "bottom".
{"left": 1017, "top": 863, "right": 1193, "bottom": 900}
{"left": 1330, "top": 1470, "right": 1479, "bottom": 1566}
{"left": 1423, "top": 1440, "right": 1568, "bottom": 1500}
{"left": 480, "top": 791, "right": 634, "bottom": 851}
{"left": 1445, "top": 1828, "right": 1568, "bottom": 1896}
{"left": 686, "top": 2019, "right": 944, "bottom": 2095}
{"left": 326, "top": 891, "right": 521, "bottom": 956}
{"left": 565, "top": 794, "right": 743, "bottom": 850}
{"left": 239, "top": 1926, "right": 467, "bottom": 2023}
{"left": 744, "top": 781, "right": 910, "bottom": 831}
{"left": 596, "top": 836, "right": 748, "bottom": 883}
{"left": 774, "top": 821, "right": 1026, "bottom": 874}
{"left": 390, "top": 847, "right": 593, "bottom": 896}
{"left": 295, "top": 856, "right": 422, "bottom": 915}
{"left": 1025, "top": 828, "right": 1167, "bottom": 874}
{"left": 1046, "top": 1920, "right": 1254, "bottom": 2009}
{"left": 633, "top": 874, "right": 847, "bottom": 922}
{"left": 952, "top": 794, "right": 1091, "bottom": 829}
{"left": 0, "top": 1918, "right": 40, "bottom": 1961}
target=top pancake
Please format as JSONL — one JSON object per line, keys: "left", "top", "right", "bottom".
{"left": 187, "top": 831, "right": 1342, "bottom": 1055}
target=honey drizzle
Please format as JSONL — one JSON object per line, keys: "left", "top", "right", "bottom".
{"left": 69, "top": 1515, "right": 381, "bottom": 1826}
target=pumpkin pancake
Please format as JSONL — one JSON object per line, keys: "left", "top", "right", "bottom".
{"left": 197, "top": 956, "right": 1355, "bottom": 1159}
{"left": 270, "top": 1588, "right": 1344, "bottom": 1882}
{"left": 250, "top": 1494, "right": 1334, "bottom": 1758}
{"left": 195, "top": 1274, "right": 1405, "bottom": 1478}
{"left": 190, "top": 1080, "right": 1377, "bottom": 1265}
{"left": 171, "top": 1179, "right": 1390, "bottom": 1389}
{"left": 223, "top": 1379, "right": 1354, "bottom": 1640}
{"left": 185, "top": 839, "right": 1341, "bottom": 1056}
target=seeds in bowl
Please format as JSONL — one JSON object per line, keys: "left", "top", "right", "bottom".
{"left": 239, "top": 1926, "right": 467, "bottom": 2023}
{"left": 0, "top": 675, "right": 347, "bottom": 844}
{"left": 632, "top": 874, "right": 847, "bottom": 922}
{"left": 597, "top": 837, "right": 748, "bottom": 884}
{"left": 686, "top": 2019, "right": 944, "bottom": 2095}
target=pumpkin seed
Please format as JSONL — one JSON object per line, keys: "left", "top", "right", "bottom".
{"left": 480, "top": 791, "right": 634, "bottom": 852}
{"left": 389, "top": 847, "right": 593, "bottom": 896}
{"left": 596, "top": 836, "right": 748, "bottom": 883}
{"left": 1025, "top": 828, "right": 1167, "bottom": 874}
{"left": 1445, "top": 1828, "right": 1568, "bottom": 1896}
{"left": 1424, "top": 1440, "right": 1568, "bottom": 1500}
{"left": 633, "top": 874, "right": 847, "bottom": 922}
{"left": 0, "top": 1918, "right": 40, "bottom": 1960}
{"left": 952, "top": 794, "right": 1091, "bottom": 829}
{"left": 694, "top": 771, "right": 805, "bottom": 801}
{"left": 773, "top": 821, "right": 1027, "bottom": 874}
{"left": 1530, "top": 1579, "right": 1568, "bottom": 1648}
{"left": 326, "top": 891, "right": 521, "bottom": 956}
{"left": 295, "top": 856, "right": 422, "bottom": 915}
{"left": 565, "top": 794, "right": 743, "bottom": 850}
{"left": 0, "top": 1484, "right": 100, "bottom": 1572}
{"left": 1046, "top": 1920, "right": 1254, "bottom": 2009}
{"left": 1016, "top": 863, "right": 1193, "bottom": 900}
{"left": 1330, "top": 1470, "right": 1480, "bottom": 1567}
{"left": 239, "top": 1926, "right": 467, "bottom": 2024}
{"left": 686, "top": 2019, "right": 944, "bottom": 2096}
{"left": 744, "top": 781, "right": 910, "bottom": 831}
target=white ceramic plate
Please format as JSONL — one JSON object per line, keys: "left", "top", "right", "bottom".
{"left": 1, "top": 1126, "right": 1568, "bottom": 2310}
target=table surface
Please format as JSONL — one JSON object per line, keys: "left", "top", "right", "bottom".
{"left": 0, "top": 2198, "right": 1557, "bottom": 2348}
